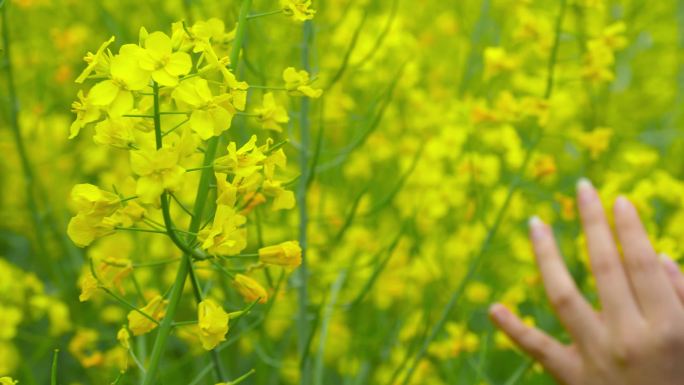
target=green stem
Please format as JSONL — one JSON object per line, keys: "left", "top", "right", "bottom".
{"left": 142, "top": 0, "right": 252, "bottom": 381}
{"left": 51, "top": 349, "right": 59, "bottom": 385}
{"left": 297, "top": 19, "right": 314, "bottom": 385}
{"left": 246, "top": 9, "right": 282, "bottom": 19}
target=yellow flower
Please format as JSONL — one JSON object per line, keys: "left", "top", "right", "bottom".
{"left": 197, "top": 205, "right": 247, "bottom": 256}
{"left": 255, "top": 92, "right": 289, "bottom": 132}
{"left": 233, "top": 274, "right": 269, "bottom": 304}
{"left": 87, "top": 44, "right": 150, "bottom": 115}
{"left": 197, "top": 299, "right": 229, "bottom": 350}
{"left": 172, "top": 77, "right": 237, "bottom": 139}
{"left": 79, "top": 272, "right": 99, "bottom": 302}
{"left": 67, "top": 184, "right": 121, "bottom": 247}
{"left": 139, "top": 31, "right": 192, "bottom": 86}
{"left": 215, "top": 173, "right": 237, "bottom": 206}
{"left": 75, "top": 36, "right": 115, "bottom": 83}
{"left": 92, "top": 117, "right": 136, "bottom": 149}
{"left": 70, "top": 184, "right": 121, "bottom": 216}
{"left": 213, "top": 135, "right": 267, "bottom": 178}
{"left": 283, "top": 67, "right": 322, "bottom": 98}
{"left": 127, "top": 295, "right": 167, "bottom": 336}
{"left": 130, "top": 147, "right": 186, "bottom": 204}
{"left": 262, "top": 180, "right": 295, "bottom": 210}
{"left": 69, "top": 90, "right": 101, "bottom": 139}
{"left": 281, "top": 0, "right": 316, "bottom": 21}
{"left": 576, "top": 127, "right": 613, "bottom": 159}
{"left": 0, "top": 377, "right": 18, "bottom": 385}
{"left": 483, "top": 47, "right": 517, "bottom": 79}
{"left": 0, "top": 306, "right": 23, "bottom": 340}
{"left": 117, "top": 327, "right": 130, "bottom": 350}
{"left": 258, "top": 241, "right": 302, "bottom": 268}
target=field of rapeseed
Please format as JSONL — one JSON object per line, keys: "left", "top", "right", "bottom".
{"left": 1, "top": 0, "right": 683, "bottom": 384}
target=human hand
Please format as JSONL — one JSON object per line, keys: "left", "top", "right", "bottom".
{"left": 489, "top": 178, "right": 684, "bottom": 385}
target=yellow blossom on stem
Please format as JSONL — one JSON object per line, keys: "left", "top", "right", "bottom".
{"left": 75, "top": 35, "right": 115, "bottom": 83}
{"left": 213, "top": 135, "right": 266, "bottom": 177}
{"left": 233, "top": 274, "right": 269, "bottom": 304}
{"left": 197, "top": 299, "right": 229, "bottom": 350}
{"left": 139, "top": 31, "right": 192, "bottom": 87}
{"left": 197, "top": 205, "right": 247, "bottom": 256}
{"left": 127, "top": 295, "right": 167, "bottom": 336}
{"left": 283, "top": 67, "right": 322, "bottom": 98}
{"left": 69, "top": 90, "right": 101, "bottom": 139}
{"left": 280, "top": 0, "right": 316, "bottom": 21}
{"left": 79, "top": 272, "right": 99, "bottom": 302}
{"left": 87, "top": 44, "right": 150, "bottom": 115}
{"left": 130, "top": 147, "right": 186, "bottom": 204}
{"left": 255, "top": 92, "right": 289, "bottom": 132}
{"left": 172, "top": 77, "right": 238, "bottom": 140}
{"left": 117, "top": 327, "right": 130, "bottom": 350}
{"left": 258, "top": 241, "right": 302, "bottom": 268}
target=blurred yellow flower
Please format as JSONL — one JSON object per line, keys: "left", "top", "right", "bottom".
{"left": 283, "top": 67, "right": 322, "bottom": 98}
{"left": 198, "top": 299, "right": 229, "bottom": 350}
{"left": 281, "top": 0, "right": 316, "bottom": 21}
{"left": 233, "top": 274, "right": 269, "bottom": 304}
{"left": 255, "top": 92, "right": 289, "bottom": 132}
{"left": 258, "top": 241, "right": 302, "bottom": 268}
{"left": 127, "top": 295, "right": 167, "bottom": 336}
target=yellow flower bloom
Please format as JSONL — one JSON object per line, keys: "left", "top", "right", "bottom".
{"left": 197, "top": 299, "right": 229, "bottom": 350}
{"left": 88, "top": 44, "right": 150, "bottom": 115}
{"left": 75, "top": 35, "right": 115, "bottom": 83}
{"left": 262, "top": 180, "right": 295, "bottom": 210}
{"left": 255, "top": 92, "right": 289, "bottom": 132}
{"left": 283, "top": 67, "right": 322, "bottom": 98}
{"left": 69, "top": 90, "right": 101, "bottom": 139}
{"left": 258, "top": 241, "right": 302, "bottom": 268}
{"left": 213, "top": 135, "right": 266, "bottom": 177}
{"left": 576, "top": 127, "right": 613, "bottom": 159}
{"left": 215, "top": 173, "right": 237, "bottom": 206}
{"left": 127, "top": 295, "right": 167, "bottom": 336}
{"left": 130, "top": 147, "right": 186, "bottom": 204}
{"left": 139, "top": 31, "right": 192, "bottom": 86}
{"left": 0, "top": 377, "right": 18, "bottom": 385}
{"left": 172, "top": 77, "right": 237, "bottom": 139}
{"left": 0, "top": 306, "right": 23, "bottom": 340}
{"left": 70, "top": 184, "right": 121, "bottom": 216}
{"left": 79, "top": 272, "right": 99, "bottom": 302}
{"left": 233, "top": 274, "right": 269, "bottom": 304}
{"left": 117, "top": 327, "right": 130, "bottom": 350}
{"left": 67, "top": 184, "right": 121, "bottom": 247}
{"left": 280, "top": 0, "right": 316, "bottom": 21}
{"left": 197, "top": 205, "right": 247, "bottom": 256}
{"left": 483, "top": 47, "right": 517, "bottom": 79}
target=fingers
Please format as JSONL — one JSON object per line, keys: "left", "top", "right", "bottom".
{"left": 613, "top": 196, "right": 681, "bottom": 319}
{"left": 529, "top": 216, "right": 601, "bottom": 343}
{"left": 489, "top": 303, "right": 580, "bottom": 383}
{"left": 661, "top": 254, "right": 684, "bottom": 305}
{"left": 576, "top": 179, "right": 642, "bottom": 325}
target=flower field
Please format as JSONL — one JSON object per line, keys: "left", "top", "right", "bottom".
{"left": 0, "top": 0, "right": 682, "bottom": 384}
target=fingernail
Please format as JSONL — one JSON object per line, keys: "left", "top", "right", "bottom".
{"left": 528, "top": 215, "right": 545, "bottom": 240}
{"left": 614, "top": 195, "right": 631, "bottom": 213}
{"left": 488, "top": 303, "right": 506, "bottom": 321}
{"left": 577, "top": 177, "right": 594, "bottom": 204}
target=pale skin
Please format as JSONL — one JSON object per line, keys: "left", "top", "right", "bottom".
{"left": 489, "top": 178, "right": 684, "bottom": 385}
